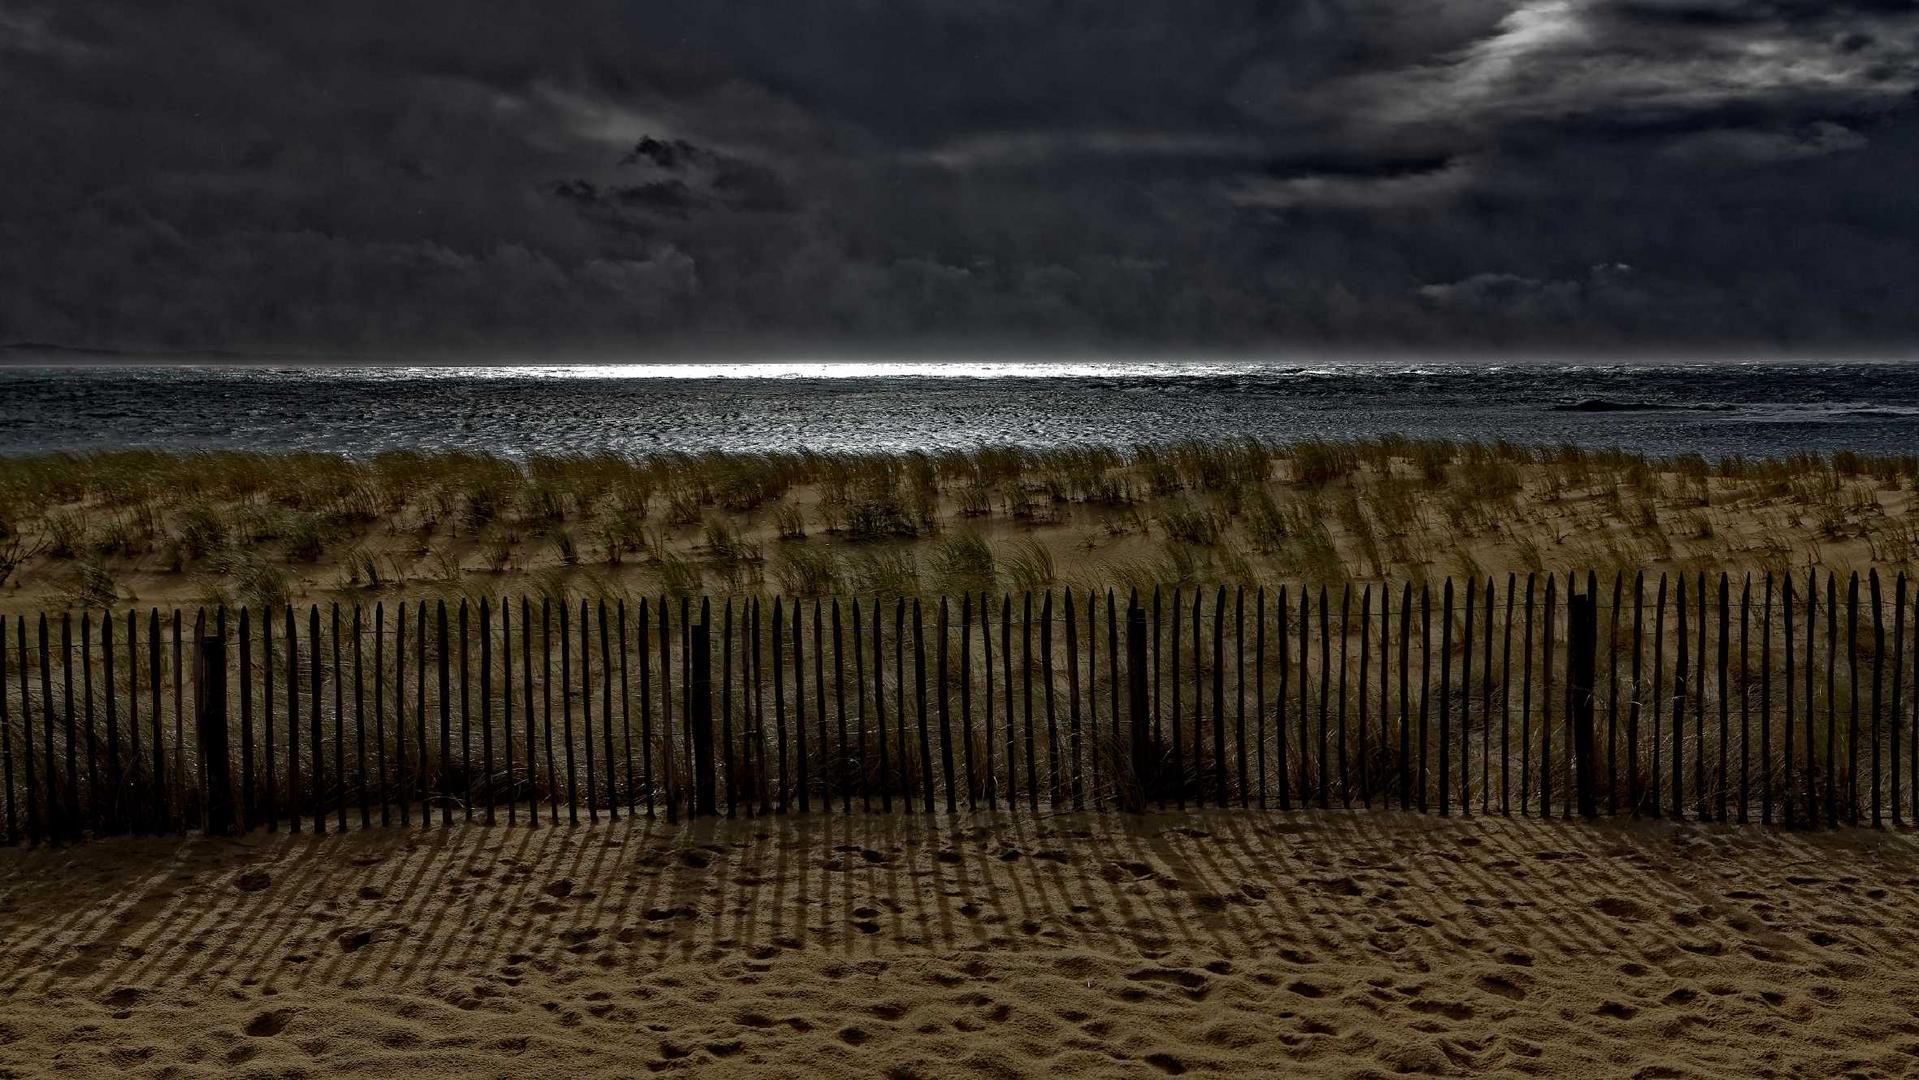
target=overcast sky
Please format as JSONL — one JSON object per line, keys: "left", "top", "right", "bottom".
{"left": 3, "top": 1, "right": 1917, "bottom": 357}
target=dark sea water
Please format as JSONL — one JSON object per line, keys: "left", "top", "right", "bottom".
{"left": 2, "top": 360, "right": 1916, "bottom": 458}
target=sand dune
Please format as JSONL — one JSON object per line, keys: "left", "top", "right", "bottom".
{"left": 2, "top": 811, "right": 1917, "bottom": 1078}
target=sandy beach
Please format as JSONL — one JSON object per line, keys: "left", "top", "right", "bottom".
{"left": 3, "top": 811, "right": 1916, "bottom": 1078}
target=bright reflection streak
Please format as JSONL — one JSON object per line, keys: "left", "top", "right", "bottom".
{"left": 349, "top": 361, "right": 1266, "bottom": 380}
{"left": 295, "top": 357, "right": 1834, "bottom": 381}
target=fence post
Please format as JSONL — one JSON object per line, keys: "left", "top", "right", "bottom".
{"left": 195, "top": 632, "right": 234, "bottom": 836}
{"left": 691, "top": 611, "right": 715, "bottom": 818}
{"left": 1126, "top": 601, "right": 1148, "bottom": 813}
{"left": 1569, "top": 589, "right": 1598, "bottom": 819}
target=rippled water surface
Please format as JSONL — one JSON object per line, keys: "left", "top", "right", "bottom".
{"left": 2, "top": 360, "right": 1916, "bottom": 457}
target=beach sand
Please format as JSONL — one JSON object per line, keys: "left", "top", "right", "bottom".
{"left": 2, "top": 810, "right": 1917, "bottom": 1078}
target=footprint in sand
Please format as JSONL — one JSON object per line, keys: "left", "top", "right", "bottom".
{"left": 1126, "top": 967, "right": 1208, "bottom": 990}
{"left": 1593, "top": 896, "right": 1652, "bottom": 921}
{"left": 244, "top": 1009, "right": 294, "bottom": 1037}
{"left": 1286, "top": 980, "right": 1327, "bottom": 999}
{"left": 1408, "top": 998, "right": 1475, "bottom": 1021}
{"left": 1475, "top": 973, "right": 1527, "bottom": 1001}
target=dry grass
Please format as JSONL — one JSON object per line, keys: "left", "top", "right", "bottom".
{"left": 0, "top": 440, "right": 1914, "bottom": 611}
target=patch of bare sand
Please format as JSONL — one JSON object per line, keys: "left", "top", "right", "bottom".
{"left": 2, "top": 812, "right": 1917, "bottom": 1078}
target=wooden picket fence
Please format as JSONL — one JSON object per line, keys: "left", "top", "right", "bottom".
{"left": 1, "top": 568, "right": 1915, "bottom": 844}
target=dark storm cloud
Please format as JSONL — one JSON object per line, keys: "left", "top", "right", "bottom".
{"left": 1, "top": 0, "right": 1916, "bottom": 355}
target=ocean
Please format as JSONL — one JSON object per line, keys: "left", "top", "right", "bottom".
{"left": 2, "top": 360, "right": 1916, "bottom": 458}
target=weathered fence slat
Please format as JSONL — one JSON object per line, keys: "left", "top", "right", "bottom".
{"left": 1107, "top": 590, "right": 1120, "bottom": 808}
{"left": 284, "top": 607, "right": 299, "bottom": 834}
{"left": 1354, "top": 586, "right": 1368, "bottom": 809}
{"left": 982, "top": 594, "right": 995, "bottom": 810}
{"left": 874, "top": 597, "right": 891, "bottom": 812}
{"left": 1398, "top": 582, "right": 1412, "bottom": 812}
{"left": 1482, "top": 578, "right": 1495, "bottom": 817}
{"left": 19, "top": 616, "right": 37, "bottom": 842}
{"left": 1737, "top": 576, "right": 1749, "bottom": 824}
{"left": 897, "top": 598, "right": 914, "bottom": 812}
{"left": 1718, "top": 575, "right": 1731, "bottom": 823}
{"left": 1419, "top": 585, "right": 1432, "bottom": 814}
{"left": 389, "top": 604, "right": 401, "bottom": 828}
{"left": 521, "top": 598, "right": 536, "bottom": 825}
{"left": 417, "top": 601, "right": 430, "bottom": 828}
{"left": 960, "top": 595, "right": 974, "bottom": 812}
{"left": 794, "top": 598, "right": 811, "bottom": 814}
{"left": 722, "top": 599, "right": 736, "bottom": 818}
{"left": 1152, "top": 587, "right": 1164, "bottom": 803}
{"left": 1569, "top": 585, "right": 1597, "bottom": 819}
{"left": 914, "top": 598, "right": 933, "bottom": 814}
{"left": 1213, "top": 587, "right": 1227, "bottom": 809}
{"left": 204, "top": 613, "right": 217, "bottom": 832}
{"left": 1784, "top": 573, "right": 1796, "bottom": 828}
{"left": 1606, "top": 574, "right": 1621, "bottom": 816}
{"left": 195, "top": 628, "right": 232, "bottom": 836}
{"left": 1762, "top": 574, "right": 1774, "bottom": 826}
{"left": 1903, "top": 579, "right": 1919, "bottom": 824}
{"left": 1894, "top": 573, "right": 1907, "bottom": 826}
{"left": 832, "top": 599, "right": 851, "bottom": 815}
{"left": 82, "top": 614, "right": 97, "bottom": 836}
{"left": 1501, "top": 576, "right": 1515, "bottom": 816}
{"left": 1068, "top": 591, "right": 1085, "bottom": 811}
{"left": 599, "top": 600, "right": 616, "bottom": 819}
{"left": 1022, "top": 591, "right": 1037, "bottom": 814}
{"left": 1870, "top": 571, "right": 1884, "bottom": 828}
{"left": 662, "top": 597, "right": 678, "bottom": 823}
{"left": 1543, "top": 576, "right": 1555, "bottom": 819}
{"left": 127, "top": 611, "right": 143, "bottom": 836}
{"left": 1825, "top": 572, "right": 1838, "bottom": 826}
{"left": 852, "top": 598, "right": 870, "bottom": 814}
{"left": 1182, "top": 586, "right": 1197, "bottom": 805}
{"left": 1170, "top": 588, "right": 1183, "bottom": 809}
{"left": 487, "top": 606, "right": 502, "bottom": 824}
{"left": 583, "top": 600, "right": 600, "bottom": 823}
{"left": 1317, "top": 586, "right": 1331, "bottom": 810}
{"left": 813, "top": 602, "right": 829, "bottom": 816}
{"left": 375, "top": 604, "right": 388, "bottom": 828}
{"left": 1281, "top": 583, "right": 1297, "bottom": 813}
{"left": 772, "top": 597, "right": 788, "bottom": 814}
{"left": 1, "top": 619, "right": 13, "bottom": 844}
{"left": 307, "top": 605, "right": 324, "bottom": 834}
{"left": 1649, "top": 575, "right": 1666, "bottom": 819}
{"left": 171, "top": 610, "right": 182, "bottom": 834}
{"left": 941, "top": 597, "right": 958, "bottom": 813}
{"left": 1440, "top": 580, "right": 1453, "bottom": 817}
{"left": 1460, "top": 579, "right": 1473, "bottom": 817}
{"left": 1127, "top": 598, "right": 1148, "bottom": 813}
{"left": 1847, "top": 572, "right": 1861, "bottom": 827}
{"left": 619, "top": 600, "right": 633, "bottom": 816}
{"left": 354, "top": 605, "right": 368, "bottom": 830}
{"left": 1306, "top": 587, "right": 1319, "bottom": 810}
{"left": 39, "top": 616, "right": 59, "bottom": 842}
{"left": 692, "top": 603, "right": 714, "bottom": 818}
{"left": 337, "top": 604, "right": 349, "bottom": 832}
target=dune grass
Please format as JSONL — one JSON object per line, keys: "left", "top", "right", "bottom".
{"left": 0, "top": 439, "right": 1914, "bottom": 611}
